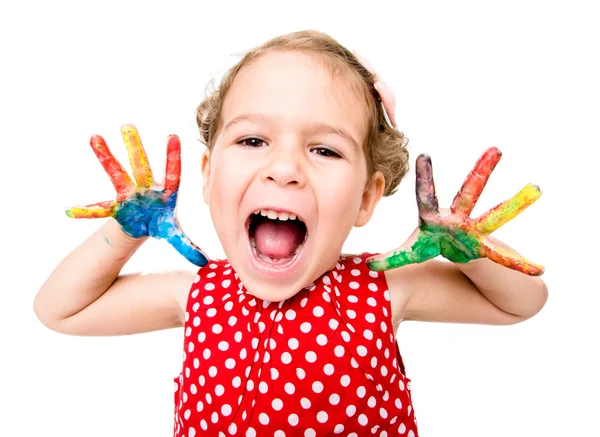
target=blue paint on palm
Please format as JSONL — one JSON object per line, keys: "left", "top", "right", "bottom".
{"left": 114, "top": 189, "right": 208, "bottom": 267}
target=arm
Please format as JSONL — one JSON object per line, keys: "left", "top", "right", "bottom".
{"left": 34, "top": 219, "right": 193, "bottom": 335}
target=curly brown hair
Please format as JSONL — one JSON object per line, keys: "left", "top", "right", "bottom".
{"left": 196, "top": 30, "right": 409, "bottom": 196}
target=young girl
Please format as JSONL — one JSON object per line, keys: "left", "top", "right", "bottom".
{"left": 34, "top": 30, "right": 548, "bottom": 436}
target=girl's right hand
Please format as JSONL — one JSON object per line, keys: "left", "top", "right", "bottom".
{"left": 66, "top": 124, "right": 209, "bottom": 267}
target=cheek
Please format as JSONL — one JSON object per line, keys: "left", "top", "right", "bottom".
{"left": 317, "top": 171, "right": 365, "bottom": 224}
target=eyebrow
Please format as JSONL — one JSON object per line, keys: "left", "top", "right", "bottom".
{"left": 223, "top": 113, "right": 360, "bottom": 151}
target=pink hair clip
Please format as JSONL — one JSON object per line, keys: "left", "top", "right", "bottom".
{"left": 352, "top": 49, "right": 397, "bottom": 129}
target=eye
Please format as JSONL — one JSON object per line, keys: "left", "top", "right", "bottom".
{"left": 311, "top": 147, "right": 341, "bottom": 158}
{"left": 237, "top": 137, "right": 267, "bottom": 148}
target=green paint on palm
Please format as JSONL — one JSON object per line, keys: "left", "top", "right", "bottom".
{"left": 367, "top": 224, "right": 481, "bottom": 270}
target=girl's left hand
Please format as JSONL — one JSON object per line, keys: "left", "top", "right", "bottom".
{"left": 367, "top": 147, "right": 544, "bottom": 276}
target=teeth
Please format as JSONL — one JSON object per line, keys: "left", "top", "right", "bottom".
{"left": 255, "top": 209, "right": 300, "bottom": 222}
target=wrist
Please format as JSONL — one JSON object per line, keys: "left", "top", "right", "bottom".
{"left": 99, "top": 219, "right": 149, "bottom": 250}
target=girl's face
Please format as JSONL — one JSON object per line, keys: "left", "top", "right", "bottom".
{"left": 202, "top": 50, "right": 383, "bottom": 301}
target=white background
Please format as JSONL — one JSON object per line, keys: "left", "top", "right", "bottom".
{"left": 1, "top": 0, "right": 598, "bottom": 436}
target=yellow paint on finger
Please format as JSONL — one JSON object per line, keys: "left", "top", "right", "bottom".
{"left": 121, "top": 124, "right": 153, "bottom": 188}
{"left": 474, "top": 184, "right": 541, "bottom": 234}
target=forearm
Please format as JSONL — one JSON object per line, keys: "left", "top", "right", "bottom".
{"left": 455, "top": 237, "right": 548, "bottom": 319}
{"left": 34, "top": 219, "right": 148, "bottom": 327}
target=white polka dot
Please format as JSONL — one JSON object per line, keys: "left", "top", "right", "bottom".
{"left": 203, "top": 349, "right": 211, "bottom": 360}
{"left": 371, "top": 356, "right": 378, "bottom": 368}
{"left": 193, "top": 317, "right": 200, "bottom": 327}
{"left": 358, "top": 414, "right": 368, "bottom": 425}
{"left": 329, "top": 393, "right": 340, "bottom": 405}
{"left": 381, "top": 321, "right": 388, "bottom": 333}
{"left": 188, "top": 342, "right": 195, "bottom": 353}
{"left": 334, "top": 345, "right": 345, "bottom": 357}
{"left": 203, "top": 295, "right": 214, "bottom": 305}
{"left": 184, "top": 409, "right": 191, "bottom": 420}
{"left": 341, "top": 331, "right": 351, "bottom": 342}
{"left": 357, "top": 345, "right": 368, "bottom": 357}
{"left": 334, "top": 424, "right": 344, "bottom": 434}
{"left": 329, "top": 319, "right": 339, "bottom": 330}
{"left": 346, "top": 309, "right": 356, "bottom": 319}
{"left": 219, "top": 341, "right": 229, "bottom": 351}
{"left": 317, "top": 411, "right": 328, "bottom": 423}
{"left": 193, "top": 275, "right": 200, "bottom": 284}
{"left": 212, "top": 324, "right": 223, "bottom": 334}
{"left": 281, "top": 352, "right": 292, "bottom": 364}
{"left": 300, "top": 322, "right": 312, "bottom": 333}
{"left": 349, "top": 281, "right": 359, "bottom": 289}
{"left": 232, "top": 376, "right": 241, "bottom": 388}
{"left": 209, "top": 366, "right": 217, "bottom": 377}
{"left": 380, "top": 407, "right": 388, "bottom": 419}
{"left": 200, "top": 420, "right": 207, "bottom": 430}
{"left": 305, "top": 351, "right": 317, "bottom": 363}
{"left": 228, "top": 316, "right": 237, "bottom": 326}
{"left": 215, "top": 384, "right": 224, "bottom": 396}
{"left": 206, "top": 308, "right": 217, "bottom": 317}
{"left": 228, "top": 423, "right": 237, "bottom": 435}
{"left": 353, "top": 256, "right": 362, "bottom": 263}
{"left": 199, "top": 375, "right": 205, "bottom": 386}
{"left": 285, "top": 382, "right": 295, "bottom": 394}
{"left": 272, "top": 398, "right": 283, "bottom": 411}
{"left": 304, "top": 429, "right": 316, "bottom": 437}
{"left": 312, "top": 381, "right": 323, "bottom": 393}
{"left": 368, "top": 396, "right": 376, "bottom": 408}
{"left": 313, "top": 306, "right": 324, "bottom": 317}
{"left": 351, "top": 268, "right": 361, "bottom": 276}
{"left": 316, "top": 334, "right": 328, "bottom": 346}
{"left": 347, "top": 295, "right": 358, "bottom": 303}
{"left": 259, "top": 381, "right": 269, "bottom": 393}
{"left": 341, "top": 375, "right": 351, "bottom": 387}
{"left": 381, "top": 366, "right": 388, "bottom": 376}
{"left": 367, "top": 297, "right": 377, "bottom": 307}
{"left": 288, "top": 413, "right": 299, "bottom": 426}
{"left": 395, "top": 398, "right": 403, "bottom": 409}
{"left": 246, "top": 379, "right": 254, "bottom": 390}
{"left": 225, "top": 301, "right": 234, "bottom": 311}
{"left": 301, "top": 297, "right": 308, "bottom": 307}
{"left": 322, "top": 291, "right": 331, "bottom": 302}
{"left": 398, "top": 423, "right": 406, "bottom": 433}
{"left": 323, "top": 363, "right": 334, "bottom": 375}
{"left": 384, "top": 290, "right": 391, "bottom": 301}
{"left": 271, "top": 368, "right": 279, "bottom": 380}
{"left": 258, "top": 413, "right": 269, "bottom": 425}
{"left": 296, "top": 367, "right": 306, "bottom": 379}
{"left": 346, "top": 405, "right": 356, "bottom": 417}
{"left": 239, "top": 348, "right": 247, "bottom": 360}
{"left": 246, "top": 427, "right": 256, "bottom": 437}
{"left": 190, "top": 384, "right": 197, "bottom": 394}
{"left": 222, "top": 279, "right": 231, "bottom": 288}
{"left": 196, "top": 400, "right": 203, "bottom": 412}
{"left": 274, "top": 431, "right": 285, "bottom": 437}
{"left": 365, "top": 313, "right": 375, "bottom": 323}
{"left": 301, "top": 397, "right": 311, "bottom": 409}
{"left": 288, "top": 338, "right": 299, "bottom": 350}
{"left": 408, "top": 430, "right": 415, "bottom": 437}
{"left": 206, "top": 393, "right": 212, "bottom": 404}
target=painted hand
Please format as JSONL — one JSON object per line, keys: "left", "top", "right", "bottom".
{"left": 66, "top": 124, "right": 209, "bottom": 267}
{"left": 367, "top": 147, "right": 544, "bottom": 276}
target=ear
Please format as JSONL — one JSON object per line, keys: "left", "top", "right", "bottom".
{"left": 201, "top": 148, "right": 211, "bottom": 205}
{"left": 355, "top": 170, "right": 385, "bottom": 227}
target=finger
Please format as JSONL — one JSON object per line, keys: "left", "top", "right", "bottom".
{"left": 66, "top": 200, "right": 116, "bottom": 218}
{"left": 450, "top": 147, "right": 502, "bottom": 217}
{"left": 90, "top": 135, "right": 135, "bottom": 201}
{"left": 121, "top": 124, "right": 154, "bottom": 188}
{"left": 415, "top": 154, "right": 439, "bottom": 216}
{"left": 157, "top": 218, "right": 209, "bottom": 267}
{"left": 164, "top": 135, "right": 181, "bottom": 193}
{"left": 367, "top": 228, "right": 440, "bottom": 271}
{"left": 473, "top": 183, "right": 542, "bottom": 234}
{"left": 480, "top": 236, "right": 544, "bottom": 276}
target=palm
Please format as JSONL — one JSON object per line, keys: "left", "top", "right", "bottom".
{"left": 367, "top": 147, "right": 544, "bottom": 276}
{"left": 66, "top": 124, "right": 209, "bottom": 267}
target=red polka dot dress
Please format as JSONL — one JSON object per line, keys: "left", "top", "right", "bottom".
{"left": 173, "top": 253, "right": 419, "bottom": 436}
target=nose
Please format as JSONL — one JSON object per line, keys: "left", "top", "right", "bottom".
{"left": 260, "top": 143, "right": 307, "bottom": 188}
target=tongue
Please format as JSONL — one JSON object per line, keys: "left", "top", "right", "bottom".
{"left": 254, "top": 220, "right": 304, "bottom": 259}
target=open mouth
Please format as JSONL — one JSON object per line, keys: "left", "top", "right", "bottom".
{"left": 246, "top": 209, "right": 308, "bottom": 266}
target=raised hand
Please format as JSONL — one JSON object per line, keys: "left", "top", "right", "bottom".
{"left": 367, "top": 147, "right": 544, "bottom": 276}
{"left": 66, "top": 124, "right": 209, "bottom": 267}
